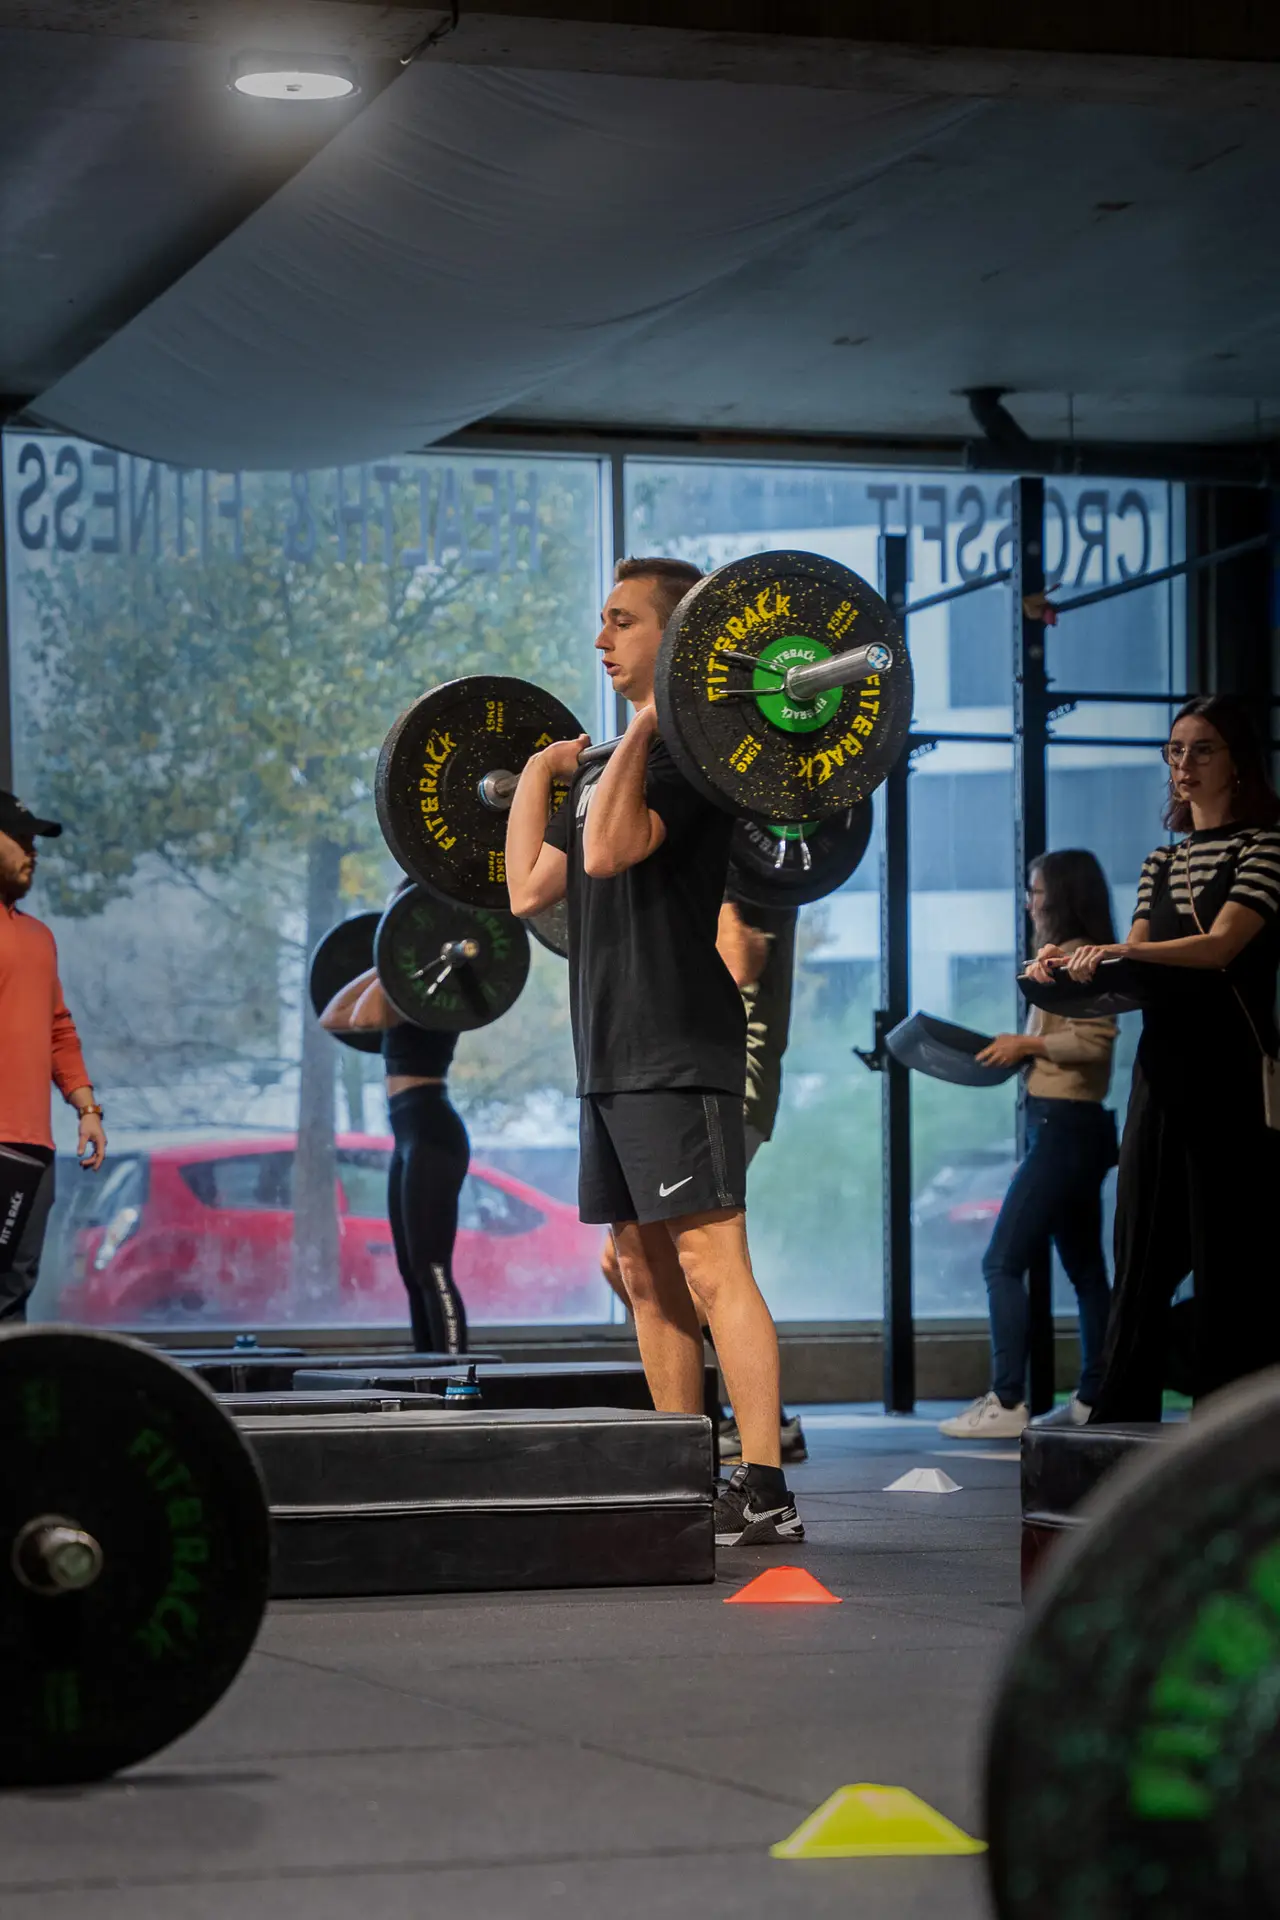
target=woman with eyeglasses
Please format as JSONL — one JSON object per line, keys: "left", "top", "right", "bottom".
{"left": 939, "top": 851, "right": 1118, "bottom": 1439}
{"left": 1028, "top": 695, "right": 1280, "bottom": 1418}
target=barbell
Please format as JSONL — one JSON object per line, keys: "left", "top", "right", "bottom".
{"left": 309, "top": 884, "right": 531, "bottom": 1046}
{"left": 375, "top": 549, "right": 899, "bottom": 918}
{"left": 0, "top": 1326, "right": 271, "bottom": 1786}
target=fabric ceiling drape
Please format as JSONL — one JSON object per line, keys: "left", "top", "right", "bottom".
{"left": 31, "top": 63, "right": 983, "bottom": 469}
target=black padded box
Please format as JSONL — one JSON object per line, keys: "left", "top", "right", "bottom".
{"left": 1021, "top": 1421, "right": 1166, "bottom": 1590}
{"left": 239, "top": 1406, "right": 714, "bottom": 1597}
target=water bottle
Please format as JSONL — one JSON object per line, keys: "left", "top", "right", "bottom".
{"left": 444, "top": 1362, "right": 481, "bottom": 1406}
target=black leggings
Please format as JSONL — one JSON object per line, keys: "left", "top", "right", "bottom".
{"left": 387, "top": 1085, "right": 470, "bottom": 1355}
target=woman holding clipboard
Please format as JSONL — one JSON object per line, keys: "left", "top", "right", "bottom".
{"left": 1027, "top": 696, "right": 1280, "bottom": 1419}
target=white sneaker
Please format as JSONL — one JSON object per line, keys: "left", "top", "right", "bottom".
{"left": 938, "top": 1392, "right": 1029, "bottom": 1440}
{"left": 1029, "top": 1394, "right": 1092, "bottom": 1429}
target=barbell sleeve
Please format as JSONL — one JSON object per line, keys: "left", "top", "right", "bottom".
{"left": 783, "top": 642, "right": 894, "bottom": 704}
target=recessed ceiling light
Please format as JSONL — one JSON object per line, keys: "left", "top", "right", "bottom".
{"left": 230, "top": 50, "right": 360, "bottom": 101}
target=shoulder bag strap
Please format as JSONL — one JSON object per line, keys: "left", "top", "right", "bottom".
{"left": 1179, "top": 838, "right": 1270, "bottom": 1060}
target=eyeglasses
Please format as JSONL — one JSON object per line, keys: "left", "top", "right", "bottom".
{"left": 1161, "top": 741, "right": 1226, "bottom": 767}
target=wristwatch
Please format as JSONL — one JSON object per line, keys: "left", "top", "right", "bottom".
{"left": 77, "top": 1102, "right": 105, "bottom": 1120}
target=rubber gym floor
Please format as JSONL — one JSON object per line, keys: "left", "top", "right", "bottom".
{"left": 0, "top": 1403, "right": 1019, "bottom": 1920}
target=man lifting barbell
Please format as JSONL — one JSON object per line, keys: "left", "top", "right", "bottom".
{"left": 506, "top": 557, "right": 803, "bottom": 1547}
{"left": 374, "top": 546, "right": 910, "bottom": 1537}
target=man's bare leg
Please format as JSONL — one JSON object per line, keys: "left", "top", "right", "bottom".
{"left": 611, "top": 1219, "right": 704, "bottom": 1414}
{"left": 599, "top": 1230, "right": 629, "bottom": 1313}
{"left": 668, "top": 1208, "right": 781, "bottom": 1470}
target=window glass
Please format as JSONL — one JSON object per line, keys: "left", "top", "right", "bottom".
{"left": 336, "top": 1148, "right": 391, "bottom": 1220}
{"left": 1043, "top": 481, "right": 1182, "bottom": 695}
{"left": 909, "top": 741, "right": 1018, "bottom": 1317}
{"left": 180, "top": 1152, "right": 295, "bottom": 1211}
{"left": 4, "top": 431, "right": 608, "bottom": 1330}
{"left": 458, "top": 1173, "right": 544, "bottom": 1238}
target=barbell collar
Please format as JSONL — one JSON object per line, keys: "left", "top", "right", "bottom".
{"left": 783, "top": 641, "right": 895, "bottom": 705}
{"left": 477, "top": 770, "right": 518, "bottom": 811}
{"left": 12, "top": 1515, "right": 106, "bottom": 1596}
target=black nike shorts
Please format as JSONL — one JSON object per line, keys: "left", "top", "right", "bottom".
{"left": 578, "top": 1089, "right": 747, "bottom": 1227}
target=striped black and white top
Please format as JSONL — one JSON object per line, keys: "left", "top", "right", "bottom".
{"left": 1132, "top": 824, "right": 1280, "bottom": 1059}
{"left": 1134, "top": 827, "right": 1280, "bottom": 931}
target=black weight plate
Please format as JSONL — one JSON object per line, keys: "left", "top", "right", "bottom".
{"left": 375, "top": 676, "right": 587, "bottom": 911}
{"left": 307, "top": 912, "right": 382, "bottom": 1055}
{"left": 0, "top": 1327, "right": 270, "bottom": 1786}
{"left": 655, "top": 551, "right": 912, "bottom": 822}
{"left": 1017, "top": 955, "right": 1147, "bottom": 1019}
{"left": 885, "top": 1011, "right": 1015, "bottom": 1087}
{"left": 986, "top": 1368, "right": 1280, "bottom": 1920}
{"left": 374, "top": 884, "right": 529, "bottom": 1031}
{"left": 727, "top": 805, "right": 873, "bottom": 910}
{"left": 524, "top": 898, "right": 569, "bottom": 959}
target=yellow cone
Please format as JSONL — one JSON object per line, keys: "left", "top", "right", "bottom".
{"left": 770, "top": 1784, "right": 987, "bottom": 1859}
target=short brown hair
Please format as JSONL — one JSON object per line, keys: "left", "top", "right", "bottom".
{"left": 614, "top": 555, "right": 702, "bottom": 630}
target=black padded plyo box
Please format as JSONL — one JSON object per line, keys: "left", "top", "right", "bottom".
{"left": 1020, "top": 1420, "right": 1166, "bottom": 1591}
{"left": 181, "top": 1348, "right": 502, "bottom": 1395}
{"left": 239, "top": 1406, "right": 714, "bottom": 1596}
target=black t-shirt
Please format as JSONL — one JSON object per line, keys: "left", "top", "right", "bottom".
{"left": 382, "top": 1025, "right": 457, "bottom": 1078}
{"left": 1132, "top": 825, "right": 1280, "bottom": 1089}
{"left": 544, "top": 738, "right": 745, "bottom": 1096}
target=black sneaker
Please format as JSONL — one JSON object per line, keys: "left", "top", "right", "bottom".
{"left": 714, "top": 1465, "right": 804, "bottom": 1547}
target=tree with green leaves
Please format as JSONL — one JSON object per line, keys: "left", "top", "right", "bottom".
{"left": 12, "top": 452, "right": 599, "bottom": 1311}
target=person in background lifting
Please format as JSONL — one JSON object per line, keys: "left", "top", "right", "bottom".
{"left": 940, "top": 851, "right": 1118, "bottom": 1440}
{"left": 320, "top": 885, "right": 468, "bottom": 1355}
{"left": 1029, "top": 696, "right": 1280, "bottom": 1420}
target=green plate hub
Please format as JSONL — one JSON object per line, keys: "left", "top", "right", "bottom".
{"left": 752, "top": 637, "right": 842, "bottom": 734}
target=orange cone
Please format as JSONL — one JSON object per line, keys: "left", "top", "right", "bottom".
{"left": 724, "top": 1565, "right": 842, "bottom": 1604}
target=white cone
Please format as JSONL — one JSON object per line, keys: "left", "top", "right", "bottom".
{"left": 883, "top": 1467, "right": 962, "bottom": 1494}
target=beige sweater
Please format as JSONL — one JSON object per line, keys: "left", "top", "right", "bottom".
{"left": 1023, "top": 939, "right": 1117, "bottom": 1104}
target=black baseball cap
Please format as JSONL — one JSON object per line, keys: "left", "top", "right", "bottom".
{"left": 0, "top": 792, "right": 62, "bottom": 838}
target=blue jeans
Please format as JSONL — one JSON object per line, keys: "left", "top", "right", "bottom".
{"left": 983, "top": 1097, "right": 1117, "bottom": 1406}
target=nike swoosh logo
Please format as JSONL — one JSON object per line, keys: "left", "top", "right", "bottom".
{"left": 658, "top": 1176, "right": 693, "bottom": 1198}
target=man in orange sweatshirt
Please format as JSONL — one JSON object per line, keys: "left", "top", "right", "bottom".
{"left": 0, "top": 792, "right": 105, "bottom": 1319}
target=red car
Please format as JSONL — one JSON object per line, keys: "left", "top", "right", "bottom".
{"left": 56, "top": 1133, "right": 607, "bottom": 1328}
